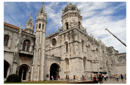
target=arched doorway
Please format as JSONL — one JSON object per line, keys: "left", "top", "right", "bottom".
{"left": 4, "top": 60, "right": 10, "bottom": 78}
{"left": 17, "top": 64, "right": 30, "bottom": 81}
{"left": 50, "top": 63, "right": 60, "bottom": 80}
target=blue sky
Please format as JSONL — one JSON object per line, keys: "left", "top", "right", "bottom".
{"left": 4, "top": 2, "right": 126, "bottom": 53}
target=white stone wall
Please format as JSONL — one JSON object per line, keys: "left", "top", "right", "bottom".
{"left": 18, "top": 56, "right": 32, "bottom": 68}
{"left": 116, "top": 66, "right": 126, "bottom": 75}
{"left": 4, "top": 52, "right": 14, "bottom": 79}
{"left": 115, "top": 53, "right": 126, "bottom": 75}
{"left": 4, "top": 52, "right": 14, "bottom": 66}
{"left": 4, "top": 28, "right": 19, "bottom": 52}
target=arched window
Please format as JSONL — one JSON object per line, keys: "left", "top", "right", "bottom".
{"left": 4, "top": 35, "right": 9, "bottom": 46}
{"left": 71, "top": 6, "right": 75, "bottom": 10}
{"left": 83, "top": 57, "right": 86, "bottom": 70}
{"left": 52, "top": 38, "right": 56, "bottom": 46}
{"left": 39, "top": 24, "right": 41, "bottom": 29}
{"left": 66, "top": 22, "right": 68, "bottom": 30}
{"left": 65, "top": 42, "right": 68, "bottom": 53}
{"left": 65, "top": 58, "right": 69, "bottom": 71}
{"left": 78, "top": 22, "right": 80, "bottom": 29}
{"left": 66, "top": 43, "right": 68, "bottom": 53}
{"left": 22, "top": 40, "right": 30, "bottom": 52}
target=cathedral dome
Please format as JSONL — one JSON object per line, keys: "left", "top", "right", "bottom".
{"left": 63, "top": 2, "right": 79, "bottom": 13}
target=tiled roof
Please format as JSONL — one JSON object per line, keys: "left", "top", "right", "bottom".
{"left": 4, "top": 22, "right": 26, "bottom": 32}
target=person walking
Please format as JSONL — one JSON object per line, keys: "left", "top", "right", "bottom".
{"left": 93, "top": 74, "right": 97, "bottom": 84}
{"left": 66, "top": 74, "right": 68, "bottom": 81}
{"left": 73, "top": 75, "right": 75, "bottom": 81}
{"left": 82, "top": 75, "right": 84, "bottom": 81}
{"left": 98, "top": 75, "right": 103, "bottom": 84}
{"left": 101, "top": 74, "right": 104, "bottom": 82}
{"left": 57, "top": 75, "right": 60, "bottom": 80}
{"left": 57, "top": 76, "right": 59, "bottom": 80}
{"left": 75, "top": 75, "right": 77, "bottom": 81}
{"left": 115, "top": 74, "right": 117, "bottom": 81}
{"left": 117, "top": 74, "right": 119, "bottom": 81}
{"left": 66, "top": 74, "right": 69, "bottom": 81}
{"left": 120, "top": 74, "right": 124, "bottom": 81}
{"left": 124, "top": 74, "right": 126, "bottom": 80}
{"left": 104, "top": 74, "right": 107, "bottom": 81}
{"left": 51, "top": 75, "right": 54, "bottom": 80}
{"left": 59, "top": 75, "right": 60, "bottom": 80}
{"left": 67, "top": 75, "right": 69, "bottom": 80}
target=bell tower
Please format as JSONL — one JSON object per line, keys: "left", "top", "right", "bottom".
{"left": 61, "top": 2, "right": 83, "bottom": 31}
{"left": 60, "top": 2, "right": 85, "bottom": 80}
{"left": 31, "top": 2, "right": 47, "bottom": 81}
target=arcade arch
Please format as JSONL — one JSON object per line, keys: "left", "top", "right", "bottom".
{"left": 17, "top": 64, "right": 30, "bottom": 81}
{"left": 50, "top": 63, "right": 60, "bottom": 80}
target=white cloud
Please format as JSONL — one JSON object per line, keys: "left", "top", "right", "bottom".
{"left": 100, "top": 9, "right": 114, "bottom": 15}
{"left": 74, "top": 2, "right": 110, "bottom": 18}
{"left": 45, "top": 2, "right": 63, "bottom": 31}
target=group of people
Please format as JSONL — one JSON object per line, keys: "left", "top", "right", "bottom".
{"left": 93, "top": 73, "right": 126, "bottom": 83}
{"left": 51, "top": 74, "right": 82, "bottom": 81}
{"left": 66, "top": 74, "right": 85, "bottom": 81}
{"left": 51, "top": 74, "right": 126, "bottom": 82}
{"left": 66, "top": 74, "right": 69, "bottom": 81}
{"left": 93, "top": 74, "right": 104, "bottom": 84}
{"left": 51, "top": 75, "right": 60, "bottom": 80}
{"left": 66, "top": 75, "right": 77, "bottom": 81}
{"left": 73, "top": 75, "right": 78, "bottom": 81}
{"left": 114, "top": 74, "right": 126, "bottom": 81}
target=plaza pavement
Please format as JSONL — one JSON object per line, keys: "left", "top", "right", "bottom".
{"left": 102, "top": 78, "right": 126, "bottom": 84}
{"left": 58, "top": 78, "right": 126, "bottom": 84}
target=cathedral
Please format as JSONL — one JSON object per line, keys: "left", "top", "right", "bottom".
{"left": 4, "top": 2, "right": 126, "bottom": 81}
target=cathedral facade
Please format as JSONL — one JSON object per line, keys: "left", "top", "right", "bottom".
{"left": 4, "top": 2, "right": 126, "bottom": 81}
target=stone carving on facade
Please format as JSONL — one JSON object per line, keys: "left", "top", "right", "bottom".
{"left": 106, "top": 47, "right": 113, "bottom": 54}
{"left": 25, "top": 13, "right": 34, "bottom": 34}
{"left": 19, "top": 25, "right": 22, "bottom": 33}
{"left": 118, "top": 55, "right": 126, "bottom": 62}
{"left": 70, "top": 18, "right": 78, "bottom": 28}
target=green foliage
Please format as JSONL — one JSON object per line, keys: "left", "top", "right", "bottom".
{"left": 6, "top": 74, "right": 21, "bottom": 82}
